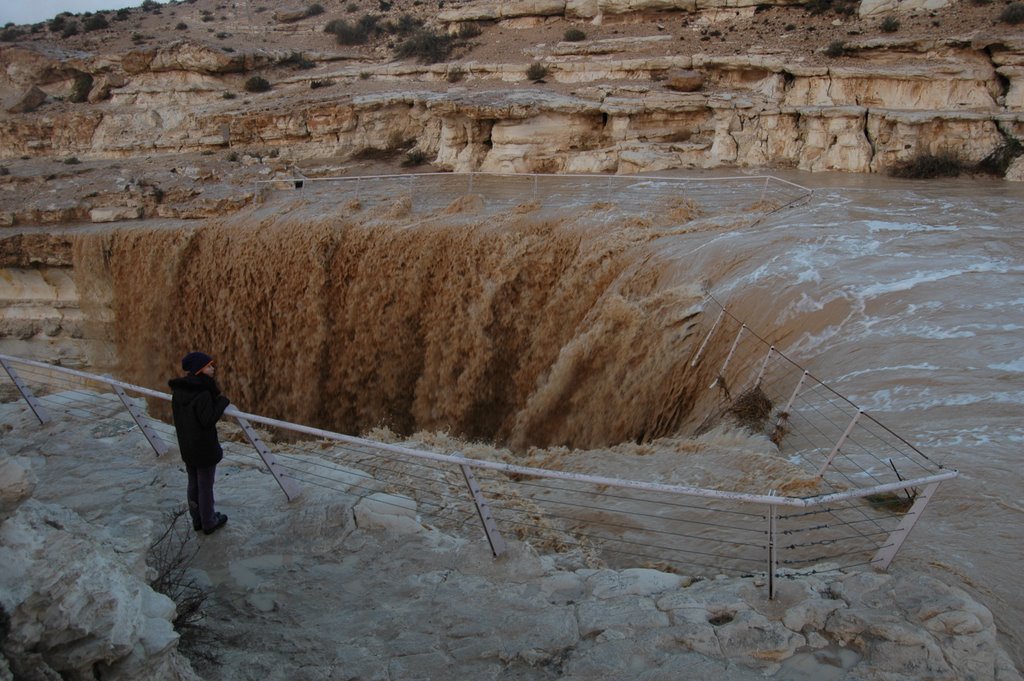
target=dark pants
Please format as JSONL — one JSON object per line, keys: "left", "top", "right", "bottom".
{"left": 186, "top": 464, "right": 218, "bottom": 531}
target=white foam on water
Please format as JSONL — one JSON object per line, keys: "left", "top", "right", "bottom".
{"left": 832, "top": 363, "right": 941, "bottom": 383}
{"left": 989, "top": 358, "right": 1024, "bottom": 373}
{"left": 864, "top": 220, "right": 959, "bottom": 234}
{"left": 857, "top": 259, "right": 1017, "bottom": 299}
{"left": 854, "top": 386, "right": 1024, "bottom": 412}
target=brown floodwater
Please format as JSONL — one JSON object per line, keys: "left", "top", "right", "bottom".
{"left": 66, "top": 170, "right": 1024, "bottom": 670}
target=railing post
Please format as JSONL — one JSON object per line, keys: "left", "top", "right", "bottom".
{"left": 0, "top": 357, "right": 51, "bottom": 424}
{"left": 456, "top": 453, "right": 506, "bottom": 557}
{"left": 816, "top": 410, "right": 862, "bottom": 478}
{"left": 777, "top": 371, "right": 808, "bottom": 421}
{"left": 691, "top": 308, "right": 726, "bottom": 368}
{"left": 767, "top": 491, "right": 777, "bottom": 600}
{"left": 110, "top": 382, "right": 168, "bottom": 457}
{"left": 754, "top": 346, "right": 775, "bottom": 389}
{"left": 871, "top": 481, "right": 941, "bottom": 570}
{"left": 233, "top": 415, "right": 303, "bottom": 501}
{"left": 710, "top": 323, "right": 745, "bottom": 390}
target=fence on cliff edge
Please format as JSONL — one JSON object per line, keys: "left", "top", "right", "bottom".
{"left": 1, "top": 303, "right": 957, "bottom": 599}
{"left": 252, "top": 171, "right": 814, "bottom": 225}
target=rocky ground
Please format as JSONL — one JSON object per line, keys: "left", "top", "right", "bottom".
{"left": 2, "top": 392, "right": 1022, "bottom": 681}
{"left": 1, "top": 0, "right": 1015, "bottom": 73}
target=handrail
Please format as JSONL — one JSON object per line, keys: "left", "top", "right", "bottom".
{"left": 0, "top": 353, "right": 952, "bottom": 509}
{"left": 253, "top": 171, "right": 813, "bottom": 193}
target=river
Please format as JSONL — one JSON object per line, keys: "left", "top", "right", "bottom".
{"left": 669, "top": 169, "right": 1024, "bottom": 670}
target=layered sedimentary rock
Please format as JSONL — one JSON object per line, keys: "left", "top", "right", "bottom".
{"left": 2, "top": 25, "right": 1024, "bottom": 182}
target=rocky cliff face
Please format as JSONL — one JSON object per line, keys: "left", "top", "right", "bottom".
{"left": 1, "top": 0, "right": 1023, "bottom": 186}
{"left": 0, "top": 459, "right": 200, "bottom": 681}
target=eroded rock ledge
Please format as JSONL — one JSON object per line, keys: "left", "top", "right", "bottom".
{"left": 3, "top": 23, "right": 1024, "bottom": 184}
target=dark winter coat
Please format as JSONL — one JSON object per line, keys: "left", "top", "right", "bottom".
{"left": 169, "top": 373, "right": 231, "bottom": 467}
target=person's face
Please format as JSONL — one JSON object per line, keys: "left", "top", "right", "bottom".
{"left": 199, "top": 363, "right": 216, "bottom": 377}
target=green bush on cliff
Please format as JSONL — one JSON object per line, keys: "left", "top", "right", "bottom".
{"left": 999, "top": 3, "right": 1024, "bottom": 23}
{"left": 976, "top": 139, "right": 1024, "bottom": 176}
{"left": 325, "top": 14, "right": 380, "bottom": 45}
{"left": 824, "top": 40, "right": 845, "bottom": 57}
{"left": 393, "top": 28, "right": 453, "bottom": 63}
{"left": 564, "top": 27, "right": 586, "bottom": 41}
{"left": 83, "top": 14, "right": 109, "bottom": 31}
{"left": 244, "top": 76, "right": 272, "bottom": 93}
{"left": 889, "top": 152, "right": 967, "bottom": 179}
{"left": 526, "top": 62, "right": 549, "bottom": 82}
{"left": 879, "top": 15, "right": 900, "bottom": 32}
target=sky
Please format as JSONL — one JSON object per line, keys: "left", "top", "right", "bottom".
{"left": 0, "top": 0, "right": 169, "bottom": 26}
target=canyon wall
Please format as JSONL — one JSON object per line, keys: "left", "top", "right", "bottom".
{"left": 2, "top": 20, "right": 1024, "bottom": 180}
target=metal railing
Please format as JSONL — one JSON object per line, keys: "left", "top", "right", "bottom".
{"left": 253, "top": 171, "right": 813, "bottom": 223}
{"left": 1, "top": 333, "right": 956, "bottom": 598}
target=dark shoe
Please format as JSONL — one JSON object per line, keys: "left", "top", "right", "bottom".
{"left": 192, "top": 521, "right": 202, "bottom": 531}
{"left": 203, "top": 513, "right": 228, "bottom": 535}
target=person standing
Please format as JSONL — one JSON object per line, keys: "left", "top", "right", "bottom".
{"left": 169, "top": 351, "right": 231, "bottom": 535}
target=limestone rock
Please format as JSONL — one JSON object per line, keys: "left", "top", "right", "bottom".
{"left": 123, "top": 41, "right": 265, "bottom": 75}
{"left": 274, "top": 7, "right": 310, "bottom": 22}
{"left": 353, "top": 492, "right": 423, "bottom": 533}
{"left": 0, "top": 457, "right": 34, "bottom": 516}
{"left": 665, "top": 68, "right": 705, "bottom": 92}
{"left": 89, "top": 206, "right": 143, "bottom": 223}
{"left": 0, "top": 500, "right": 200, "bottom": 681}
{"left": 4, "top": 86, "right": 46, "bottom": 114}
{"left": 859, "top": 0, "right": 953, "bottom": 17}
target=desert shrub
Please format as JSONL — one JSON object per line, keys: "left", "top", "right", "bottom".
{"left": 148, "top": 510, "right": 208, "bottom": 634}
{"left": 457, "top": 22, "right": 481, "bottom": 38}
{"left": 824, "top": 40, "right": 845, "bottom": 57}
{"left": 49, "top": 15, "right": 67, "bottom": 32}
{"left": 563, "top": 27, "right": 586, "bottom": 41}
{"left": 222, "top": 91, "right": 237, "bottom": 99}
{"left": 384, "top": 13, "right": 422, "bottom": 34}
{"left": 175, "top": 21, "right": 188, "bottom": 30}
{"left": 326, "top": 14, "right": 379, "bottom": 44}
{"left": 346, "top": 2, "right": 359, "bottom": 11}
{"left": 115, "top": 8, "right": 131, "bottom": 20}
{"left": 244, "top": 76, "right": 271, "bottom": 92}
{"left": 526, "top": 61, "right": 549, "bottom": 82}
{"left": 61, "top": 21, "right": 80, "bottom": 38}
{"left": 0, "top": 166, "right": 9, "bottom": 176}
{"left": 215, "top": 31, "right": 230, "bottom": 38}
{"left": 64, "top": 157, "right": 81, "bottom": 165}
{"left": 69, "top": 73, "right": 94, "bottom": 103}
{"left": 394, "top": 28, "right": 453, "bottom": 63}
{"left": 359, "top": 70, "right": 372, "bottom": 79}
{"left": 999, "top": 2, "right": 1024, "bottom": 23}
{"left": 889, "top": 152, "right": 966, "bottom": 178}
{"left": 306, "top": 3, "right": 326, "bottom": 16}
{"left": 402, "top": 149, "right": 428, "bottom": 166}
{"left": 310, "top": 78, "right": 335, "bottom": 88}
{"left": 806, "top": 0, "right": 857, "bottom": 14}
{"left": 83, "top": 14, "right": 109, "bottom": 31}
{"left": 201, "top": 11, "right": 215, "bottom": 21}
{"left": 226, "top": 151, "right": 239, "bottom": 162}
{"left": 279, "top": 51, "right": 315, "bottom": 69}
{"left": 379, "top": 0, "right": 392, "bottom": 10}
{"left": 0, "top": 28, "right": 23, "bottom": 42}
{"left": 447, "top": 65, "right": 464, "bottom": 83}
{"left": 141, "top": 0, "right": 160, "bottom": 10}
{"left": 976, "top": 139, "right": 1024, "bottom": 176}
{"left": 879, "top": 15, "right": 899, "bottom": 31}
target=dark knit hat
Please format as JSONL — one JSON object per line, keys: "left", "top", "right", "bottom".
{"left": 182, "top": 351, "right": 214, "bottom": 375}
